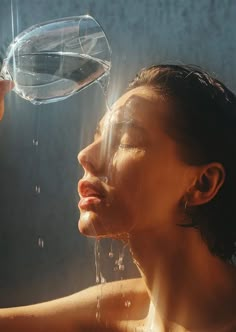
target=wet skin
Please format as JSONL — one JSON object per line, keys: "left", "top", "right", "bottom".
{"left": 77, "top": 86, "right": 197, "bottom": 241}
{"left": 77, "top": 86, "right": 236, "bottom": 331}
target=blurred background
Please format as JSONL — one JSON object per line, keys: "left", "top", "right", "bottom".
{"left": 0, "top": 0, "right": 236, "bottom": 307}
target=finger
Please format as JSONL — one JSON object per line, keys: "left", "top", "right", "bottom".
{"left": 0, "top": 80, "right": 14, "bottom": 120}
{"left": 0, "top": 98, "right": 4, "bottom": 120}
{"left": 0, "top": 80, "right": 14, "bottom": 96}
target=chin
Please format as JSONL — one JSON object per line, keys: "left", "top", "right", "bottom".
{"left": 78, "top": 210, "right": 110, "bottom": 238}
{"left": 78, "top": 210, "right": 131, "bottom": 240}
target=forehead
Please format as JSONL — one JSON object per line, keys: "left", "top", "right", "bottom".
{"left": 112, "top": 86, "right": 158, "bottom": 109}
{"left": 101, "top": 86, "right": 167, "bottom": 128}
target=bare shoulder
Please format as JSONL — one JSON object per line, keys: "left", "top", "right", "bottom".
{"left": 0, "top": 278, "right": 150, "bottom": 332}
{"left": 76, "top": 277, "right": 150, "bottom": 321}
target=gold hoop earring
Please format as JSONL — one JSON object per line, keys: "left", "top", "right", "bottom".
{"left": 176, "top": 199, "right": 193, "bottom": 227}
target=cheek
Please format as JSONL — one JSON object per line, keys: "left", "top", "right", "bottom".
{"left": 103, "top": 149, "right": 187, "bottom": 234}
{"left": 112, "top": 149, "right": 146, "bottom": 185}
{"left": 110, "top": 150, "right": 184, "bottom": 227}
{"left": 110, "top": 150, "right": 150, "bottom": 213}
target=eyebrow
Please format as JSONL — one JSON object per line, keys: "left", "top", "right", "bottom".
{"left": 115, "top": 95, "right": 148, "bottom": 110}
{"left": 112, "top": 120, "right": 146, "bottom": 133}
{"left": 95, "top": 119, "right": 146, "bottom": 138}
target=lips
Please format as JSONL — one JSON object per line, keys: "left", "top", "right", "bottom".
{"left": 78, "top": 179, "right": 106, "bottom": 210}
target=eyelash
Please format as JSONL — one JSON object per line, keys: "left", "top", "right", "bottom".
{"left": 94, "top": 128, "right": 141, "bottom": 151}
{"left": 119, "top": 143, "right": 135, "bottom": 150}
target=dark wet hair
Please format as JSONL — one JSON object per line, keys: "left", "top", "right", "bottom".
{"left": 129, "top": 64, "right": 236, "bottom": 262}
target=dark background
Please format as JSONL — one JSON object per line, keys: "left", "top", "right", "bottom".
{"left": 0, "top": 0, "right": 236, "bottom": 307}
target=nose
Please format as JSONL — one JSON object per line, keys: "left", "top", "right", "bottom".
{"left": 77, "top": 139, "right": 105, "bottom": 176}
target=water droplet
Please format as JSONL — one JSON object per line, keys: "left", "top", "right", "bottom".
{"left": 100, "top": 176, "right": 108, "bottom": 184}
{"left": 109, "top": 240, "right": 114, "bottom": 258}
{"left": 119, "top": 264, "right": 125, "bottom": 271}
{"left": 101, "top": 275, "right": 106, "bottom": 284}
{"left": 32, "top": 139, "right": 39, "bottom": 146}
{"left": 35, "top": 185, "right": 41, "bottom": 194}
{"left": 124, "top": 300, "right": 131, "bottom": 308}
{"left": 96, "top": 276, "right": 100, "bottom": 284}
{"left": 38, "top": 237, "right": 44, "bottom": 248}
{"left": 96, "top": 311, "right": 101, "bottom": 321}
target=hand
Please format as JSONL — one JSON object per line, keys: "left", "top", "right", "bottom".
{"left": 0, "top": 80, "right": 14, "bottom": 120}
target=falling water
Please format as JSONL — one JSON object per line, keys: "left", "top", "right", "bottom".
{"left": 32, "top": 106, "right": 45, "bottom": 249}
{"left": 94, "top": 239, "right": 107, "bottom": 322}
{"left": 108, "top": 239, "right": 114, "bottom": 258}
{"left": 94, "top": 239, "right": 106, "bottom": 284}
{"left": 114, "top": 243, "right": 127, "bottom": 272}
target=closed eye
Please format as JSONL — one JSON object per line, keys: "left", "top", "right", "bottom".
{"left": 119, "top": 143, "right": 136, "bottom": 150}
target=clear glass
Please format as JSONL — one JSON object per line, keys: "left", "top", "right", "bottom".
{"left": 0, "top": 15, "right": 111, "bottom": 104}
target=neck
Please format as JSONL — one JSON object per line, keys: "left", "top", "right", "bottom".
{"left": 128, "top": 227, "right": 236, "bottom": 331}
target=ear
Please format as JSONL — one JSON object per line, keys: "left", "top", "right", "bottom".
{"left": 188, "top": 162, "right": 225, "bottom": 207}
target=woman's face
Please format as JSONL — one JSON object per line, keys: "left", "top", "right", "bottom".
{"left": 77, "top": 86, "right": 195, "bottom": 238}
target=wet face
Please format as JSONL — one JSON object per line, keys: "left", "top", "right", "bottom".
{"left": 77, "top": 87, "right": 195, "bottom": 239}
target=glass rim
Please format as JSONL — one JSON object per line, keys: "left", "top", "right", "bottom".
{"left": 9, "top": 15, "right": 111, "bottom": 57}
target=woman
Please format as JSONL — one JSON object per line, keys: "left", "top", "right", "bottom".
{"left": 1, "top": 65, "right": 236, "bottom": 331}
